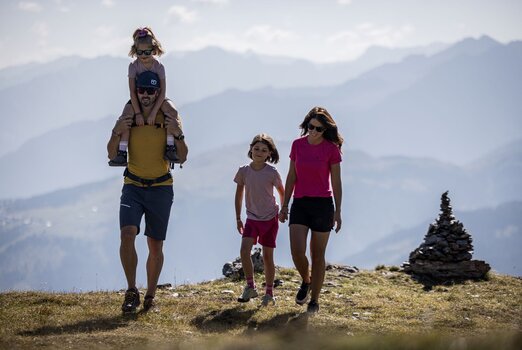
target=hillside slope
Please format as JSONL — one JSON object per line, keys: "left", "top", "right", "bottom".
{"left": 0, "top": 268, "right": 520, "bottom": 349}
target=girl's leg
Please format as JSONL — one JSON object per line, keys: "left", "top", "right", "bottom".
{"left": 119, "top": 129, "right": 130, "bottom": 151}
{"left": 262, "top": 246, "right": 275, "bottom": 295}
{"left": 161, "top": 99, "right": 180, "bottom": 145}
{"left": 309, "top": 231, "right": 330, "bottom": 302}
{"left": 289, "top": 224, "right": 311, "bottom": 283}
{"left": 240, "top": 237, "right": 255, "bottom": 287}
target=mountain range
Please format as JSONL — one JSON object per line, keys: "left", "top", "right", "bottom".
{"left": 0, "top": 35, "right": 520, "bottom": 291}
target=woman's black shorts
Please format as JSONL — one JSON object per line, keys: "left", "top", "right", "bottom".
{"left": 289, "top": 196, "right": 334, "bottom": 232}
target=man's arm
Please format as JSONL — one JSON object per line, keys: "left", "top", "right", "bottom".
{"left": 166, "top": 114, "right": 188, "bottom": 164}
{"left": 107, "top": 105, "right": 133, "bottom": 160}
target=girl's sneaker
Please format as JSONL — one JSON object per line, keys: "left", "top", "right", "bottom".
{"left": 237, "top": 286, "right": 258, "bottom": 302}
{"left": 261, "top": 294, "right": 275, "bottom": 307}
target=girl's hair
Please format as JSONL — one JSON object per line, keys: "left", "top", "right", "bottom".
{"left": 128, "top": 27, "right": 165, "bottom": 57}
{"left": 299, "top": 106, "right": 344, "bottom": 150}
{"left": 248, "top": 133, "right": 280, "bottom": 164}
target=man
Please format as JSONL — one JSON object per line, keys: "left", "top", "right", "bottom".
{"left": 107, "top": 71, "right": 188, "bottom": 312}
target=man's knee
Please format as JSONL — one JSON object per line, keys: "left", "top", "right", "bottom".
{"left": 121, "top": 226, "right": 138, "bottom": 242}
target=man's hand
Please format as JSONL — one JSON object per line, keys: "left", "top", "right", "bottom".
{"left": 114, "top": 114, "right": 133, "bottom": 135}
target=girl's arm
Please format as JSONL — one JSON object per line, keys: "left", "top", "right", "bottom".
{"left": 147, "top": 77, "right": 166, "bottom": 125}
{"left": 330, "top": 162, "right": 343, "bottom": 233}
{"left": 235, "top": 184, "right": 245, "bottom": 234}
{"left": 279, "top": 160, "right": 296, "bottom": 222}
{"left": 129, "top": 78, "right": 144, "bottom": 125}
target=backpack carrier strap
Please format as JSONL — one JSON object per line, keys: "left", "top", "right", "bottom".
{"left": 123, "top": 168, "right": 171, "bottom": 187}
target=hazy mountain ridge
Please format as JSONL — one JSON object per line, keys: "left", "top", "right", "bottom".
{"left": 1, "top": 137, "right": 520, "bottom": 291}
{"left": 0, "top": 43, "right": 443, "bottom": 157}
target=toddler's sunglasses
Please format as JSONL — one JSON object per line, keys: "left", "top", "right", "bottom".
{"left": 307, "top": 124, "right": 326, "bottom": 133}
{"left": 137, "top": 49, "right": 153, "bottom": 56}
{"left": 137, "top": 87, "right": 158, "bottom": 95}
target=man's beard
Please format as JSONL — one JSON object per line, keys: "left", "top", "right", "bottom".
{"left": 140, "top": 96, "right": 152, "bottom": 107}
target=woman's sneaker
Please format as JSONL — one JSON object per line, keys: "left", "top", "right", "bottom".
{"left": 121, "top": 287, "right": 140, "bottom": 313}
{"left": 295, "top": 281, "right": 310, "bottom": 305}
{"left": 143, "top": 295, "right": 156, "bottom": 312}
{"left": 307, "top": 299, "right": 319, "bottom": 313}
{"left": 237, "top": 286, "right": 258, "bottom": 302}
{"left": 260, "top": 294, "right": 275, "bottom": 307}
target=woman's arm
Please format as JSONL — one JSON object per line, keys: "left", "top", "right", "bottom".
{"left": 330, "top": 162, "right": 343, "bottom": 233}
{"left": 235, "top": 184, "right": 245, "bottom": 234}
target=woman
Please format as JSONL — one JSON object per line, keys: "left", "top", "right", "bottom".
{"left": 279, "top": 106, "right": 343, "bottom": 313}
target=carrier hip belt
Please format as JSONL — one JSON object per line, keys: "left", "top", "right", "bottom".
{"left": 123, "top": 168, "right": 171, "bottom": 187}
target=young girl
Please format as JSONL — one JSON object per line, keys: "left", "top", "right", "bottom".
{"left": 109, "top": 26, "right": 181, "bottom": 166}
{"left": 234, "top": 134, "right": 285, "bottom": 306}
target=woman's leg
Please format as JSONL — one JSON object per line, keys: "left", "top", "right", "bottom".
{"left": 309, "top": 231, "right": 330, "bottom": 302}
{"left": 289, "top": 224, "right": 311, "bottom": 284}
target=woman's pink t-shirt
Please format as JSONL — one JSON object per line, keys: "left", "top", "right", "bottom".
{"left": 290, "top": 136, "right": 342, "bottom": 198}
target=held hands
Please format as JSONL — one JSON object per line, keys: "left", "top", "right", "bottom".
{"left": 279, "top": 206, "right": 289, "bottom": 223}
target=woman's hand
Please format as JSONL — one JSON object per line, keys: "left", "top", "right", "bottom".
{"left": 279, "top": 206, "right": 289, "bottom": 223}
{"left": 333, "top": 210, "right": 342, "bottom": 233}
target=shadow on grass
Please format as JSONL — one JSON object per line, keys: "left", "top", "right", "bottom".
{"left": 247, "top": 311, "right": 310, "bottom": 333}
{"left": 18, "top": 313, "right": 138, "bottom": 336}
{"left": 191, "top": 306, "right": 257, "bottom": 333}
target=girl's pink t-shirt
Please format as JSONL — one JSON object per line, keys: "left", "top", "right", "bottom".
{"left": 234, "top": 164, "right": 283, "bottom": 221}
{"left": 290, "top": 136, "right": 342, "bottom": 198}
{"left": 128, "top": 58, "right": 166, "bottom": 80}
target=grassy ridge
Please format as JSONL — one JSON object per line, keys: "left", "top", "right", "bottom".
{"left": 1, "top": 267, "right": 521, "bottom": 349}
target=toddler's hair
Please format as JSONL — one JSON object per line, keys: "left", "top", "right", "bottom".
{"left": 129, "top": 27, "right": 165, "bottom": 57}
{"left": 248, "top": 133, "right": 280, "bottom": 164}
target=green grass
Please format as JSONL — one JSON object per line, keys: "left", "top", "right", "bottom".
{"left": 1, "top": 267, "right": 521, "bottom": 349}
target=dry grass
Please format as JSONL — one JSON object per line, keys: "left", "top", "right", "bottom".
{"left": 1, "top": 267, "right": 521, "bottom": 349}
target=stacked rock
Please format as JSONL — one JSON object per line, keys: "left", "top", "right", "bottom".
{"left": 222, "top": 248, "right": 264, "bottom": 280}
{"left": 403, "top": 191, "right": 490, "bottom": 282}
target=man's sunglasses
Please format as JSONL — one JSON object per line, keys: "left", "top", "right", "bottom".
{"left": 308, "top": 123, "right": 326, "bottom": 133}
{"left": 136, "top": 49, "right": 153, "bottom": 56}
{"left": 137, "top": 87, "right": 158, "bottom": 95}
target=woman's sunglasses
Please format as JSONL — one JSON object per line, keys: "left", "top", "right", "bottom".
{"left": 137, "top": 87, "right": 158, "bottom": 95}
{"left": 136, "top": 49, "right": 153, "bottom": 56}
{"left": 308, "top": 123, "right": 326, "bottom": 133}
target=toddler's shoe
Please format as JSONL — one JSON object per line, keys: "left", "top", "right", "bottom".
{"left": 164, "top": 145, "right": 180, "bottom": 163}
{"left": 109, "top": 150, "right": 128, "bottom": 167}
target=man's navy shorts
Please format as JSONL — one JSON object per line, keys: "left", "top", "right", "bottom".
{"left": 119, "top": 184, "right": 174, "bottom": 241}
{"left": 289, "top": 197, "right": 334, "bottom": 232}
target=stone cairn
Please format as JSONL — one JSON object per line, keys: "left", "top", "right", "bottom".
{"left": 403, "top": 191, "right": 490, "bottom": 283}
{"left": 222, "top": 248, "right": 264, "bottom": 281}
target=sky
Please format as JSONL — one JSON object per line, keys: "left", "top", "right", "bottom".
{"left": 1, "top": 0, "right": 521, "bottom": 69}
